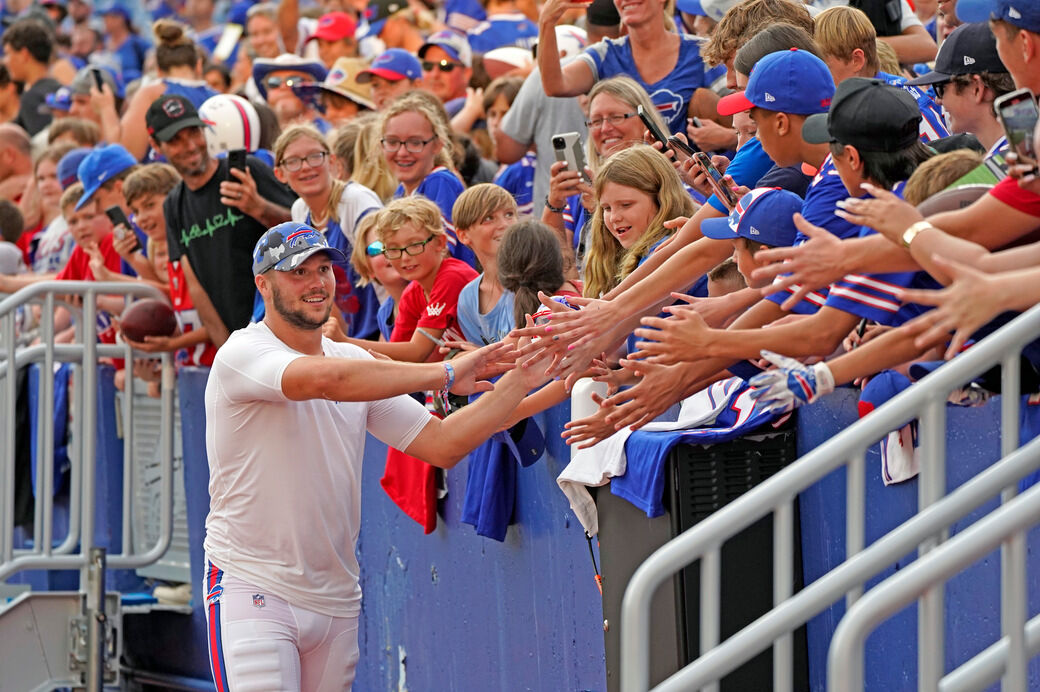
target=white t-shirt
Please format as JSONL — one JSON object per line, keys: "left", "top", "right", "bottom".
{"left": 203, "top": 321, "right": 432, "bottom": 616}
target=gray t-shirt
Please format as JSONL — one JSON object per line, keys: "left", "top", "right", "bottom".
{"left": 499, "top": 66, "right": 587, "bottom": 216}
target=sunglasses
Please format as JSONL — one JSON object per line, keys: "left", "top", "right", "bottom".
{"left": 422, "top": 60, "right": 462, "bottom": 73}
{"left": 265, "top": 75, "right": 308, "bottom": 90}
{"left": 365, "top": 240, "right": 385, "bottom": 257}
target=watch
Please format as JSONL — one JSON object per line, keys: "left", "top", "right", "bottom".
{"left": 901, "top": 220, "right": 933, "bottom": 249}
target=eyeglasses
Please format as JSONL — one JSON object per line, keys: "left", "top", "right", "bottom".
{"left": 585, "top": 111, "right": 638, "bottom": 129}
{"left": 382, "top": 234, "right": 436, "bottom": 259}
{"left": 279, "top": 151, "right": 327, "bottom": 171}
{"left": 265, "top": 75, "right": 307, "bottom": 90}
{"left": 422, "top": 60, "right": 462, "bottom": 73}
{"left": 932, "top": 81, "right": 950, "bottom": 100}
{"left": 381, "top": 136, "right": 436, "bottom": 153}
{"left": 365, "top": 240, "right": 385, "bottom": 257}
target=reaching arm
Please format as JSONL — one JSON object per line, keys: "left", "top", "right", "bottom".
{"left": 120, "top": 82, "right": 166, "bottom": 161}
{"left": 180, "top": 256, "right": 230, "bottom": 347}
{"left": 493, "top": 129, "right": 529, "bottom": 165}
{"left": 349, "top": 326, "right": 441, "bottom": 362}
{"left": 879, "top": 24, "right": 938, "bottom": 64}
{"left": 277, "top": 0, "right": 300, "bottom": 54}
{"left": 536, "top": 0, "right": 596, "bottom": 97}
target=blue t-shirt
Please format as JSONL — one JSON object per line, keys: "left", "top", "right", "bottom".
{"left": 579, "top": 34, "right": 708, "bottom": 135}
{"left": 706, "top": 137, "right": 776, "bottom": 214}
{"left": 877, "top": 71, "right": 950, "bottom": 142}
{"left": 112, "top": 34, "right": 152, "bottom": 83}
{"left": 161, "top": 78, "right": 219, "bottom": 109}
{"left": 457, "top": 274, "right": 516, "bottom": 345}
{"left": 765, "top": 155, "right": 862, "bottom": 314}
{"left": 467, "top": 13, "right": 538, "bottom": 53}
{"left": 444, "top": 0, "right": 487, "bottom": 31}
{"left": 393, "top": 167, "right": 476, "bottom": 267}
{"left": 493, "top": 153, "right": 536, "bottom": 217}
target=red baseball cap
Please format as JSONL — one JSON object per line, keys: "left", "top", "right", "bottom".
{"left": 308, "top": 12, "right": 357, "bottom": 42}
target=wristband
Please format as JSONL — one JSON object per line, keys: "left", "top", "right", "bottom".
{"left": 544, "top": 196, "right": 567, "bottom": 214}
{"left": 442, "top": 362, "right": 456, "bottom": 391}
{"left": 901, "top": 220, "right": 933, "bottom": 249}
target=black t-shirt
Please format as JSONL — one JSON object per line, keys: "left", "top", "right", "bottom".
{"left": 165, "top": 156, "right": 296, "bottom": 332}
{"left": 16, "top": 77, "right": 60, "bottom": 136}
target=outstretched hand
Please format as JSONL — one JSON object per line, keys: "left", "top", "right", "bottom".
{"left": 751, "top": 213, "right": 846, "bottom": 309}
{"left": 833, "top": 183, "right": 924, "bottom": 244}
{"left": 630, "top": 309, "right": 713, "bottom": 365}
{"left": 449, "top": 341, "right": 518, "bottom": 395}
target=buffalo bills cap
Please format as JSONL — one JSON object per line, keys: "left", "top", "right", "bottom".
{"left": 75, "top": 143, "right": 137, "bottom": 210}
{"left": 802, "top": 78, "right": 921, "bottom": 152}
{"left": 907, "top": 22, "right": 1008, "bottom": 86}
{"left": 307, "top": 12, "right": 357, "bottom": 42}
{"left": 57, "top": 147, "right": 92, "bottom": 189}
{"left": 356, "top": 49, "right": 422, "bottom": 82}
{"left": 957, "top": 0, "right": 1040, "bottom": 33}
{"left": 716, "top": 48, "right": 835, "bottom": 116}
{"left": 419, "top": 30, "right": 473, "bottom": 68}
{"left": 45, "top": 86, "right": 73, "bottom": 112}
{"left": 146, "top": 94, "right": 207, "bottom": 142}
{"left": 700, "top": 187, "right": 802, "bottom": 247}
{"left": 253, "top": 223, "right": 347, "bottom": 275}
{"left": 360, "top": 0, "right": 407, "bottom": 38}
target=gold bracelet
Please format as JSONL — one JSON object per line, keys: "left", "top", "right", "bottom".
{"left": 901, "top": 220, "right": 933, "bottom": 249}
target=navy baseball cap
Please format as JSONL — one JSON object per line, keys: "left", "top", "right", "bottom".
{"left": 803, "top": 78, "right": 921, "bottom": 152}
{"left": 957, "top": 0, "right": 1040, "bottom": 33}
{"left": 360, "top": 0, "right": 408, "bottom": 39}
{"left": 76, "top": 143, "right": 137, "bottom": 210}
{"left": 907, "top": 22, "right": 1008, "bottom": 86}
{"left": 253, "top": 223, "right": 347, "bottom": 275}
{"left": 717, "top": 48, "right": 835, "bottom": 116}
{"left": 356, "top": 49, "right": 422, "bottom": 82}
{"left": 57, "top": 147, "right": 92, "bottom": 189}
{"left": 700, "top": 187, "right": 802, "bottom": 247}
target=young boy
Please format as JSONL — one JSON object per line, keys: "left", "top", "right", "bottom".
{"left": 453, "top": 183, "right": 519, "bottom": 346}
{"left": 343, "top": 197, "right": 477, "bottom": 362}
{"left": 119, "top": 164, "right": 217, "bottom": 368}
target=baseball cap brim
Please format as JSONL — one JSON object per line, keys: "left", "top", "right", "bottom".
{"left": 270, "top": 245, "right": 348, "bottom": 272}
{"left": 152, "top": 116, "right": 208, "bottom": 143}
{"left": 356, "top": 66, "right": 407, "bottom": 83}
{"left": 700, "top": 216, "right": 739, "bottom": 240}
{"left": 906, "top": 69, "right": 952, "bottom": 86}
{"left": 294, "top": 83, "right": 375, "bottom": 110}
{"left": 717, "top": 90, "right": 755, "bottom": 116}
{"left": 801, "top": 113, "right": 832, "bottom": 144}
{"left": 955, "top": 0, "right": 991, "bottom": 23}
{"left": 75, "top": 181, "right": 101, "bottom": 210}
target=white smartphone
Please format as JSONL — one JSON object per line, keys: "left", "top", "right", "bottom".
{"left": 551, "top": 131, "right": 591, "bottom": 185}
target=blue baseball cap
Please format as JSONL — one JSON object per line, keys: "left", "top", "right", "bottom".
{"left": 45, "top": 86, "right": 73, "bottom": 112}
{"left": 57, "top": 148, "right": 92, "bottom": 189}
{"left": 419, "top": 30, "right": 472, "bottom": 68}
{"left": 75, "top": 144, "right": 137, "bottom": 210}
{"left": 717, "top": 48, "right": 835, "bottom": 116}
{"left": 253, "top": 223, "right": 347, "bottom": 275}
{"left": 957, "top": 0, "right": 1040, "bottom": 33}
{"left": 356, "top": 49, "right": 422, "bottom": 83}
{"left": 700, "top": 187, "right": 802, "bottom": 247}
{"left": 676, "top": 0, "right": 706, "bottom": 15}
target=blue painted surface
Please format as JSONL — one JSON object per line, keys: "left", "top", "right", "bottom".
{"left": 797, "top": 387, "right": 1040, "bottom": 691}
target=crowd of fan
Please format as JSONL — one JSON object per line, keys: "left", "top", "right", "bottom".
{"left": 1, "top": 0, "right": 1039, "bottom": 512}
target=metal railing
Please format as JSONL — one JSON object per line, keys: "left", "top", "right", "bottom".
{"left": 619, "top": 302, "right": 1040, "bottom": 691}
{"left": 0, "top": 281, "right": 175, "bottom": 584}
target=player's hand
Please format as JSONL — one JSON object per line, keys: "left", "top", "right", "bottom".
{"left": 562, "top": 392, "right": 617, "bottom": 448}
{"left": 751, "top": 213, "right": 847, "bottom": 309}
{"left": 220, "top": 165, "right": 263, "bottom": 219}
{"left": 833, "top": 183, "right": 925, "bottom": 244}
{"left": 601, "top": 359, "right": 686, "bottom": 431}
{"left": 748, "top": 350, "right": 835, "bottom": 413}
{"left": 896, "top": 255, "right": 1009, "bottom": 359}
{"left": 631, "top": 309, "right": 713, "bottom": 365}
{"left": 449, "top": 341, "right": 518, "bottom": 395}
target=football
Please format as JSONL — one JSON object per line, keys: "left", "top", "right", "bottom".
{"left": 120, "top": 299, "right": 178, "bottom": 343}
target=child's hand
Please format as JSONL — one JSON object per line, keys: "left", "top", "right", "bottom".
{"left": 83, "top": 242, "right": 113, "bottom": 282}
{"left": 562, "top": 392, "right": 617, "bottom": 448}
{"left": 322, "top": 313, "right": 348, "bottom": 342}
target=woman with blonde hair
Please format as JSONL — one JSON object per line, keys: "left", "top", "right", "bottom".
{"left": 583, "top": 145, "right": 696, "bottom": 299}
{"left": 343, "top": 113, "right": 397, "bottom": 201}
{"left": 379, "top": 93, "right": 475, "bottom": 266}
{"left": 272, "top": 123, "right": 384, "bottom": 339}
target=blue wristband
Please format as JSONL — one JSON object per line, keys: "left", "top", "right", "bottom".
{"left": 443, "top": 362, "right": 455, "bottom": 391}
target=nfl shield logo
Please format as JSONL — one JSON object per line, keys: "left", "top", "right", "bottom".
{"left": 252, "top": 593, "right": 265, "bottom": 609}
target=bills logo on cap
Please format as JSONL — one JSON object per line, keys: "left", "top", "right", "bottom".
{"left": 252, "top": 593, "right": 265, "bottom": 609}
{"left": 163, "top": 98, "right": 185, "bottom": 118}
{"left": 964, "top": 55, "right": 976, "bottom": 65}
{"left": 329, "top": 68, "right": 346, "bottom": 81}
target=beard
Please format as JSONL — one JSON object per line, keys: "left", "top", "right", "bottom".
{"left": 271, "top": 282, "right": 332, "bottom": 331}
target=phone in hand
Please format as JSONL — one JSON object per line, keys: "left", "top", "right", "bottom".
{"left": 667, "top": 134, "right": 699, "bottom": 158}
{"left": 227, "top": 148, "right": 247, "bottom": 174}
{"left": 551, "top": 132, "right": 591, "bottom": 185}
{"left": 994, "top": 88, "right": 1038, "bottom": 171}
{"left": 638, "top": 104, "right": 672, "bottom": 148}
{"left": 695, "top": 152, "right": 741, "bottom": 209}
{"left": 105, "top": 205, "right": 142, "bottom": 252}
{"left": 92, "top": 67, "right": 105, "bottom": 92}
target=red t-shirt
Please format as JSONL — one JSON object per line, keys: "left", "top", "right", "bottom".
{"left": 55, "top": 233, "right": 122, "bottom": 281}
{"left": 167, "top": 259, "right": 216, "bottom": 367}
{"left": 390, "top": 258, "right": 478, "bottom": 357}
{"left": 989, "top": 176, "right": 1040, "bottom": 218}
{"left": 16, "top": 221, "right": 43, "bottom": 266}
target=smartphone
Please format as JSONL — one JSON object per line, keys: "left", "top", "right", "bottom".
{"left": 92, "top": 67, "right": 105, "bottom": 92}
{"left": 638, "top": 104, "right": 671, "bottom": 148}
{"left": 690, "top": 116, "right": 703, "bottom": 128}
{"left": 695, "top": 152, "right": 741, "bottom": 209}
{"left": 105, "top": 205, "right": 142, "bottom": 252}
{"left": 994, "top": 88, "right": 1039, "bottom": 170}
{"left": 227, "top": 148, "right": 247, "bottom": 176}
{"left": 667, "top": 134, "right": 699, "bottom": 158}
{"left": 551, "top": 132, "right": 591, "bottom": 185}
